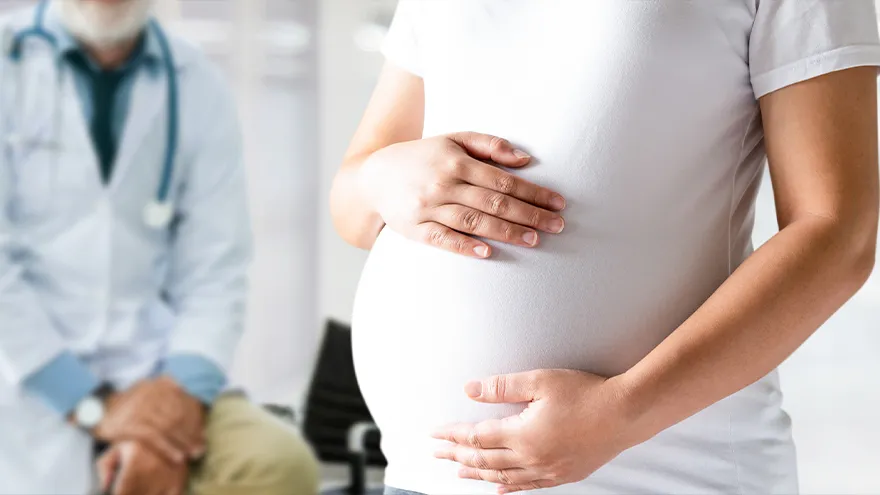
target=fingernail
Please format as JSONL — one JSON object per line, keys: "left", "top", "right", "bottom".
{"left": 512, "top": 149, "right": 530, "bottom": 159}
{"left": 550, "top": 194, "right": 566, "bottom": 210}
{"left": 465, "top": 381, "right": 482, "bottom": 398}
{"left": 547, "top": 217, "right": 565, "bottom": 234}
{"left": 474, "top": 245, "right": 490, "bottom": 258}
{"left": 522, "top": 231, "right": 537, "bottom": 246}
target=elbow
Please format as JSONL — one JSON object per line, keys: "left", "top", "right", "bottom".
{"left": 329, "top": 173, "right": 382, "bottom": 251}
{"left": 838, "top": 217, "right": 877, "bottom": 290}
{"left": 850, "top": 236, "right": 876, "bottom": 288}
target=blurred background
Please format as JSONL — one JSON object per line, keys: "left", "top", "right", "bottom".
{"left": 2, "top": 0, "right": 878, "bottom": 492}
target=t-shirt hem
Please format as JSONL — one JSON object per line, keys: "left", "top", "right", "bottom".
{"left": 751, "top": 44, "right": 880, "bottom": 99}
{"left": 384, "top": 467, "right": 497, "bottom": 495}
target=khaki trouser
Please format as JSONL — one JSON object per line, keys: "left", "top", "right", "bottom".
{"left": 186, "top": 393, "right": 320, "bottom": 495}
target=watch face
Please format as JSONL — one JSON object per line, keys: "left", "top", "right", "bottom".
{"left": 75, "top": 397, "right": 104, "bottom": 429}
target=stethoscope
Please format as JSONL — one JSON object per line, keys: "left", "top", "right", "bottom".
{"left": 3, "top": 0, "right": 179, "bottom": 229}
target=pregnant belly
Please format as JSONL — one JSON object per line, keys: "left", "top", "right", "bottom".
{"left": 352, "top": 227, "right": 729, "bottom": 463}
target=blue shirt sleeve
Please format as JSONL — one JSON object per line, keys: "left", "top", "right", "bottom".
{"left": 162, "top": 354, "right": 227, "bottom": 405}
{"left": 23, "top": 352, "right": 101, "bottom": 415}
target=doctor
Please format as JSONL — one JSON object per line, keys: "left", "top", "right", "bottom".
{"left": 0, "top": 1, "right": 318, "bottom": 494}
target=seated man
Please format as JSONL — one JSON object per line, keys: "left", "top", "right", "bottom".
{"left": 0, "top": 1, "right": 318, "bottom": 494}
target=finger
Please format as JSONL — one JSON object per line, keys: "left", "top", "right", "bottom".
{"left": 163, "top": 419, "right": 204, "bottom": 456}
{"left": 125, "top": 426, "right": 187, "bottom": 465}
{"left": 96, "top": 448, "right": 121, "bottom": 493}
{"left": 431, "top": 419, "right": 507, "bottom": 449}
{"left": 430, "top": 205, "right": 539, "bottom": 248}
{"left": 446, "top": 132, "right": 531, "bottom": 168}
{"left": 111, "top": 456, "right": 136, "bottom": 495}
{"left": 131, "top": 415, "right": 197, "bottom": 456}
{"left": 465, "top": 371, "right": 542, "bottom": 404}
{"left": 433, "top": 444, "right": 518, "bottom": 470}
{"left": 131, "top": 405, "right": 202, "bottom": 454}
{"left": 456, "top": 184, "right": 565, "bottom": 234}
{"left": 145, "top": 412, "right": 196, "bottom": 450}
{"left": 186, "top": 434, "right": 207, "bottom": 460}
{"left": 150, "top": 479, "right": 173, "bottom": 495}
{"left": 154, "top": 397, "right": 206, "bottom": 454}
{"left": 167, "top": 482, "right": 186, "bottom": 495}
{"left": 155, "top": 408, "right": 205, "bottom": 458}
{"left": 458, "top": 160, "right": 566, "bottom": 213}
{"left": 416, "top": 221, "right": 491, "bottom": 258}
{"left": 457, "top": 467, "right": 539, "bottom": 485}
{"left": 498, "top": 480, "right": 558, "bottom": 494}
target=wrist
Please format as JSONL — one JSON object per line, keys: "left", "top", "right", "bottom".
{"left": 608, "top": 372, "right": 658, "bottom": 445}
{"left": 68, "top": 383, "right": 115, "bottom": 433}
{"left": 355, "top": 168, "right": 387, "bottom": 246}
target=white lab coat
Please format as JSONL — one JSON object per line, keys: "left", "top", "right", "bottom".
{"left": 0, "top": 8, "right": 252, "bottom": 494}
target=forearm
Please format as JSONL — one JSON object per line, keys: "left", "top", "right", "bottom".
{"left": 330, "top": 152, "right": 385, "bottom": 250}
{"left": 620, "top": 215, "right": 876, "bottom": 440}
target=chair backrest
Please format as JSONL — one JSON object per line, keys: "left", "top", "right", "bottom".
{"left": 303, "top": 320, "right": 386, "bottom": 466}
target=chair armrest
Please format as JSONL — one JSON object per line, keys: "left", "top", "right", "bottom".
{"left": 347, "top": 421, "right": 378, "bottom": 454}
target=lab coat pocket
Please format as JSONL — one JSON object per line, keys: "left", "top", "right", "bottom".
{"left": 9, "top": 141, "right": 60, "bottom": 222}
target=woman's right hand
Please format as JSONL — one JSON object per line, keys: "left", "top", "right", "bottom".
{"left": 358, "top": 132, "right": 566, "bottom": 258}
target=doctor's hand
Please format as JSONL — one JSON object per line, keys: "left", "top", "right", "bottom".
{"left": 358, "top": 132, "right": 566, "bottom": 258}
{"left": 97, "top": 441, "right": 189, "bottom": 495}
{"left": 432, "top": 370, "right": 647, "bottom": 493}
{"left": 94, "top": 377, "right": 206, "bottom": 465}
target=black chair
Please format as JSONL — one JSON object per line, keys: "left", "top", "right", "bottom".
{"left": 303, "top": 320, "right": 386, "bottom": 495}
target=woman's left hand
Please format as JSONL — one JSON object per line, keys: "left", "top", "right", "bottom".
{"left": 432, "top": 369, "right": 643, "bottom": 494}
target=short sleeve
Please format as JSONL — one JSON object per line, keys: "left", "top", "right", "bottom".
{"left": 749, "top": 0, "right": 880, "bottom": 98}
{"left": 382, "top": 0, "right": 422, "bottom": 77}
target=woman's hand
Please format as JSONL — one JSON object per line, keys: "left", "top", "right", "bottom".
{"left": 358, "top": 132, "right": 567, "bottom": 258}
{"left": 432, "top": 370, "right": 645, "bottom": 493}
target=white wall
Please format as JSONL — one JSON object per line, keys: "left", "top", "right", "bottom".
{"left": 317, "top": 0, "right": 389, "bottom": 324}
{"left": 168, "top": 0, "right": 320, "bottom": 407}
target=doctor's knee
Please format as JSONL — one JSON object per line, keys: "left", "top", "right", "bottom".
{"left": 190, "top": 396, "right": 320, "bottom": 495}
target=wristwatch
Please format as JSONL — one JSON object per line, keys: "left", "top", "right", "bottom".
{"left": 71, "top": 383, "right": 115, "bottom": 431}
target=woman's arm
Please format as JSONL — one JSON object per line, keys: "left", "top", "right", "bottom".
{"left": 621, "top": 66, "right": 879, "bottom": 437}
{"left": 430, "top": 65, "right": 879, "bottom": 495}
{"left": 329, "top": 63, "right": 425, "bottom": 249}
{"left": 330, "top": 64, "right": 567, "bottom": 256}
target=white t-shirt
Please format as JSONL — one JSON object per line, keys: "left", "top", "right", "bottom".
{"left": 352, "top": 1, "right": 880, "bottom": 494}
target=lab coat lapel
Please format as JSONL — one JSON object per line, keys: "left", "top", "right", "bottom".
{"left": 59, "top": 61, "right": 102, "bottom": 190}
{"left": 110, "top": 70, "right": 166, "bottom": 189}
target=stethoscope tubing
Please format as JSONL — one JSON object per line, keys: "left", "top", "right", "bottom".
{"left": 5, "top": 0, "right": 179, "bottom": 229}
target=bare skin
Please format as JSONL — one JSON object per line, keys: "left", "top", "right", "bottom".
{"left": 82, "top": 37, "right": 138, "bottom": 70}
{"left": 97, "top": 441, "right": 188, "bottom": 495}
{"left": 334, "top": 63, "right": 878, "bottom": 492}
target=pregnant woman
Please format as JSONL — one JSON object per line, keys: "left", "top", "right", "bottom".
{"left": 330, "top": 1, "right": 880, "bottom": 493}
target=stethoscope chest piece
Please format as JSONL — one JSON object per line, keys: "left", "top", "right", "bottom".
{"left": 143, "top": 200, "right": 173, "bottom": 229}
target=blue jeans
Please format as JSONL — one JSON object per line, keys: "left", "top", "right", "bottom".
{"left": 384, "top": 489, "right": 425, "bottom": 495}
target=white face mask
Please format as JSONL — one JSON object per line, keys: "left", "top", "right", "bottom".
{"left": 58, "top": 0, "right": 155, "bottom": 50}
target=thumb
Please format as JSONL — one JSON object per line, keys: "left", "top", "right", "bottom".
{"left": 446, "top": 132, "right": 531, "bottom": 168}
{"left": 465, "top": 372, "right": 540, "bottom": 404}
